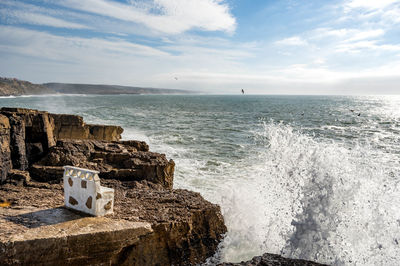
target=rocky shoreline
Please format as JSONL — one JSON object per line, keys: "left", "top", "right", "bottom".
{"left": 0, "top": 107, "right": 225, "bottom": 265}
{"left": 0, "top": 107, "right": 323, "bottom": 265}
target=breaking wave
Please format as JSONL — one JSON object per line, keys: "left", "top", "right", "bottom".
{"left": 211, "top": 122, "right": 400, "bottom": 265}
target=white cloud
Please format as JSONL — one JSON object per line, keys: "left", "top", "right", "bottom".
{"left": 275, "top": 36, "right": 308, "bottom": 46}
{"left": 344, "top": 0, "right": 400, "bottom": 25}
{"left": 312, "top": 28, "right": 384, "bottom": 41}
{"left": 1, "top": 10, "right": 89, "bottom": 29}
{"left": 0, "top": 26, "right": 169, "bottom": 61}
{"left": 346, "top": 0, "right": 397, "bottom": 10}
{"left": 56, "top": 0, "right": 236, "bottom": 34}
{"left": 315, "top": 28, "right": 350, "bottom": 38}
{"left": 303, "top": 27, "right": 391, "bottom": 54}
{"left": 346, "top": 29, "right": 384, "bottom": 42}
{"left": 336, "top": 40, "right": 400, "bottom": 53}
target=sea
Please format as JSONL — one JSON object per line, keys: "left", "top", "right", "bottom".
{"left": 1, "top": 94, "right": 399, "bottom": 265}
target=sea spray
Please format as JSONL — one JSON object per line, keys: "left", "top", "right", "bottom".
{"left": 200, "top": 120, "right": 400, "bottom": 265}
{"left": 217, "top": 121, "right": 400, "bottom": 265}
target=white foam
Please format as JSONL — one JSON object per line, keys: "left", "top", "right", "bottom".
{"left": 213, "top": 122, "right": 400, "bottom": 265}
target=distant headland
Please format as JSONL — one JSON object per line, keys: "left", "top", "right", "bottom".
{"left": 0, "top": 77, "right": 192, "bottom": 96}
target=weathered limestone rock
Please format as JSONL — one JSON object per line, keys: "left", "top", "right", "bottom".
{"left": 1, "top": 108, "right": 56, "bottom": 149}
{"left": 87, "top": 124, "right": 124, "bottom": 142}
{"left": 7, "top": 170, "right": 30, "bottom": 186}
{"left": 218, "top": 253, "right": 326, "bottom": 266}
{"left": 51, "top": 113, "right": 89, "bottom": 139}
{"left": 31, "top": 139, "right": 175, "bottom": 189}
{"left": 0, "top": 207, "right": 152, "bottom": 265}
{"left": 0, "top": 180, "right": 227, "bottom": 265}
{"left": 0, "top": 115, "right": 11, "bottom": 183}
{"left": 8, "top": 115, "right": 27, "bottom": 170}
{"left": 50, "top": 113, "right": 123, "bottom": 141}
{"left": 0, "top": 107, "right": 139, "bottom": 187}
{"left": 29, "top": 165, "right": 64, "bottom": 184}
{"left": 0, "top": 108, "right": 56, "bottom": 165}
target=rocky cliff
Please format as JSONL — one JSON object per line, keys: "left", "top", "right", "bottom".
{"left": 44, "top": 82, "right": 191, "bottom": 94}
{"left": 0, "top": 77, "right": 191, "bottom": 96}
{"left": 0, "top": 107, "right": 226, "bottom": 265}
{"left": 0, "top": 77, "right": 54, "bottom": 96}
{"left": 0, "top": 107, "right": 169, "bottom": 188}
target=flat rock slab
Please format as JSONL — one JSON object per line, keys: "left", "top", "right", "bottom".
{"left": 0, "top": 206, "right": 152, "bottom": 265}
{"left": 0, "top": 180, "right": 227, "bottom": 265}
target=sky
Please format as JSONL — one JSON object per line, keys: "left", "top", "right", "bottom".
{"left": 0, "top": 0, "right": 399, "bottom": 94}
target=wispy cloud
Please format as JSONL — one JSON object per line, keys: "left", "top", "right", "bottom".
{"left": 336, "top": 40, "right": 400, "bottom": 53}
{"left": 346, "top": 0, "right": 398, "bottom": 11}
{"left": 345, "top": 29, "right": 384, "bottom": 42}
{"left": 343, "top": 0, "right": 400, "bottom": 25}
{"left": 0, "top": 26, "right": 169, "bottom": 61}
{"left": 54, "top": 0, "right": 236, "bottom": 34}
{"left": 0, "top": 0, "right": 236, "bottom": 35}
{"left": 275, "top": 36, "right": 308, "bottom": 46}
{"left": 0, "top": 9, "right": 89, "bottom": 29}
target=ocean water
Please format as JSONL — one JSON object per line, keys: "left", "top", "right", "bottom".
{"left": 1, "top": 94, "right": 399, "bottom": 265}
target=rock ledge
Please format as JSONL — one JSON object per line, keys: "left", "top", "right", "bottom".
{"left": 0, "top": 107, "right": 226, "bottom": 265}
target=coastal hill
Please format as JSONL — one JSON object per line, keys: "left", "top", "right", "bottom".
{"left": 43, "top": 82, "right": 189, "bottom": 95}
{"left": 0, "top": 77, "right": 190, "bottom": 96}
{"left": 0, "top": 77, "right": 54, "bottom": 96}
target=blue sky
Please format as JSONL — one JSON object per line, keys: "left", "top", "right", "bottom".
{"left": 0, "top": 0, "right": 399, "bottom": 94}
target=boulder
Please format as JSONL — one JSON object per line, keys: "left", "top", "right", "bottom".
{"left": 51, "top": 113, "right": 88, "bottom": 139}
{"left": 7, "top": 170, "right": 30, "bottom": 186}
{"left": 218, "top": 253, "right": 326, "bottom": 266}
{"left": 87, "top": 124, "right": 124, "bottom": 142}
{"left": 50, "top": 113, "right": 123, "bottom": 141}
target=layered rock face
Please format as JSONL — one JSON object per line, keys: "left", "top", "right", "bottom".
{"left": 0, "top": 115, "right": 11, "bottom": 183}
{"left": 51, "top": 113, "right": 123, "bottom": 141}
{"left": 0, "top": 107, "right": 226, "bottom": 265}
{"left": 30, "top": 139, "right": 174, "bottom": 189}
{"left": 0, "top": 107, "right": 172, "bottom": 189}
